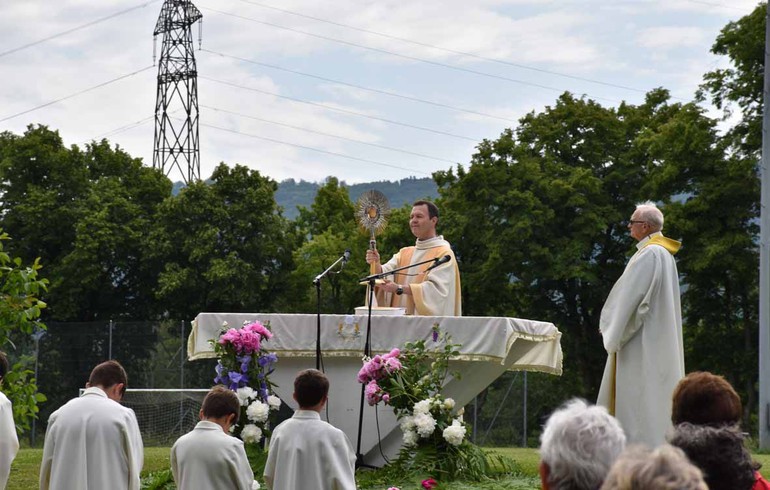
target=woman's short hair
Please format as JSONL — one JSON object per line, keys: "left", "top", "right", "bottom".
{"left": 201, "top": 385, "right": 241, "bottom": 419}
{"left": 671, "top": 371, "right": 742, "bottom": 426}
{"left": 601, "top": 444, "right": 707, "bottom": 490}
{"left": 539, "top": 398, "right": 626, "bottom": 490}
{"left": 668, "top": 423, "right": 755, "bottom": 490}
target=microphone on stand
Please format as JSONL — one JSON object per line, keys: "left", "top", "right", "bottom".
{"left": 340, "top": 249, "right": 351, "bottom": 270}
{"left": 425, "top": 254, "right": 451, "bottom": 272}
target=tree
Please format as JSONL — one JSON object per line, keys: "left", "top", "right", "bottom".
{"left": 435, "top": 90, "right": 721, "bottom": 402}
{"left": 0, "top": 231, "right": 48, "bottom": 434}
{"left": 698, "top": 2, "right": 765, "bottom": 157}
{"left": 149, "top": 163, "right": 298, "bottom": 317}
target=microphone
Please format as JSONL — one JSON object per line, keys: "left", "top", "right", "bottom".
{"left": 340, "top": 249, "right": 351, "bottom": 270}
{"left": 425, "top": 254, "right": 451, "bottom": 272}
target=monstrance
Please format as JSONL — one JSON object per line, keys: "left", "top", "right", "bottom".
{"left": 356, "top": 190, "right": 390, "bottom": 284}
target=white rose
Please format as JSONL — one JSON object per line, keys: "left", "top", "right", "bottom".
{"left": 443, "top": 398, "right": 455, "bottom": 410}
{"left": 246, "top": 400, "right": 270, "bottom": 423}
{"left": 413, "top": 412, "right": 436, "bottom": 438}
{"left": 267, "top": 395, "right": 282, "bottom": 410}
{"left": 402, "top": 429, "right": 418, "bottom": 447}
{"left": 442, "top": 423, "right": 466, "bottom": 446}
{"left": 236, "top": 387, "right": 255, "bottom": 406}
{"left": 399, "top": 416, "right": 415, "bottom": 432}
{"left": 241, "top": 424, "right": 263, "bottom": 444}
{"left": 413, "top": 399, "right": 432, "bottom": 415}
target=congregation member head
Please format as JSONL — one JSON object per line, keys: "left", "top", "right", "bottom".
{"left": 539, "top": 398, "right": 626, "bottom": 490}
{"left": 671, "top": 370, "right": 742, "bottom": 426}
{"left": 600, "top": 445, "right": 707, "bottom": 490}
{"left": 0, "top": 351, "right": 7, "bottom": 382}
{"left": 668, "top": 423, "right": 755, "bottom": 490}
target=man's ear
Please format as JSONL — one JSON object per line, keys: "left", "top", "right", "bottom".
{"left": 199, "top": 409, "right": 205, "bottom": 421}
{"left": 539, "top": 461, "right": 550, "bottom": 490}
{"left": 293, "top": 392, "right": 297, "bottom": 403}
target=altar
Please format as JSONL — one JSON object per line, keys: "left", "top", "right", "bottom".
{"left": 189, "top": 313, "right": 562, "bottom": 465}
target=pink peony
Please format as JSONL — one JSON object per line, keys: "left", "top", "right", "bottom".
{"left": 421, "top": 478, "right": 438, "bottom": 489}
{"left": 365, "top": 380, "right": 382, "bottom": 405}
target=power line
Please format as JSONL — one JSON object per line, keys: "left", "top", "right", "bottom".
{"left": 229, "top": 0, "right": 685, "bottom": 99}
{"left": 197, "top": 120, "right": 434, "bottom": 175}
{"left": 199, "top": 6, "right": 622, "bottom": 104}
{"left": 199, "top": 75, "right": 480, "bottom": 142}
{"left": 0, "top": 66, "right": 155, "bottom": 124}
{"left": 80, "top": 114, "right": 156, "bottom": 145}
{"left": 682, "top": 0, "right": 754, "bottom": 12}
{"left": 0, "top": 0, "right": 161, "bottom": 59}
{"left": 201, "top": 48, "right": 517, "bottom": 123}
{"left": 202, "top": 104, "right": 457, "bottom": 164}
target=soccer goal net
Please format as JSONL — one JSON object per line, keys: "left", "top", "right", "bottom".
{"left": 79, "top": 388, "right": 209, "bottom": 446}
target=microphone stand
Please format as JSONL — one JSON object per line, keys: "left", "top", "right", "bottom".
{"left": 354, "top": 255, "right": 448, "bottom": 469}
{"left": 313, "top": 254, "right": 347, "bottom": 370}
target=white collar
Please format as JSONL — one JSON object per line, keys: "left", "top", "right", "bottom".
{"left": 636, "top": 231, "right": 662, "bottom": 251}
{"left": 82, "top": 386, "right": 108, "bottom": 398}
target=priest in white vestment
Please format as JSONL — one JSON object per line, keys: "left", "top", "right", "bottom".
{"left": 0, "top": 353, "right": 19, "bottom": 489}
{"left": 366, "top": 200, "right": 462, "bottom": 316}
{"left": 171, "top": 386, "right": 256, "bottom": 490}
{"left": 40, "top": 360, "right": 144, "bottom": 490}
{"left": 597, "top": 201, "right": 685, "bottom": 447}
{"left": 264, "top": 369, "right": 355, "bottom": 490}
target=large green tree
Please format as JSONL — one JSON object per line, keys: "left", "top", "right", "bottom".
{"left": 435, "top": 90, "right": 723, "bottom": 404}
{"left": 149, "top": 163, "right": 298, "bottom": 317}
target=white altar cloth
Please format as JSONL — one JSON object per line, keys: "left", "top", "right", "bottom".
{"left": 189, "top": 313, "right": 562, "bottom": 464}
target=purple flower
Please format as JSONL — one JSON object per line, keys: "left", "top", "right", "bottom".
{"left": 214, "top": 362, "right": 228, "bottom": 384}
{"left": 432, "top": 329, "right": 439, "bottom": 342}
{"left": 258, "top": 352, "right": 278, "bottom": 367}
{"left": 228, "top": 371, "right": 248, "bottom": 390}
{"left": 238, "top": 355, "right": 252, "bottom": 373}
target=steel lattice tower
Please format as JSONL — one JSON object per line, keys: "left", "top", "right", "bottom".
{"left": 152, "top": 0, "right": 202, "bottom": 184}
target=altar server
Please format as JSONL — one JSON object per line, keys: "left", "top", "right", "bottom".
{"left": 597, "top": 201, "right": 685, "bottom": 447}
{"left": 0, "top": 352, "right": 18, "bottom": 489}
{"left": 40, "top": 360, "right": 144, "bottom": 490}
{"left": 264, "top": 369, "right": 356, "bottom": 490}
{"left": 171, "top": 385, "right": 256, "bottom": 490}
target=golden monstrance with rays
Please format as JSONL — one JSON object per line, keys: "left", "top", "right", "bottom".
{"left": 356, "top": 190, "right": 390, "bottom": 301}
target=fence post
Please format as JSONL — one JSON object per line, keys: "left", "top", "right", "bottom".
{"left": 30, "top": 327, "right": 46, "bottom": 446}
{"left": 180, "top": 320, "right": 185, "bottom": 436}
{"left": 522, "top": 371, "right": 528, "bottom": 447}
{"left": 108, "top": 320, "right": 113, "bottom": 359}
{"left": 472, "top": 396, "right": 478, "bottom": 444}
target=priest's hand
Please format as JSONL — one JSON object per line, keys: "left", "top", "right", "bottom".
{"left": 365, "top": 249, "right": 380, "bottom": 265}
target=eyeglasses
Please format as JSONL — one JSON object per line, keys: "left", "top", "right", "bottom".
{"left": 627, "top": 220, "right": 647, "bottom": 225}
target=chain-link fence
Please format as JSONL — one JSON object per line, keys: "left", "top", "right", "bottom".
{"left": 10, "top": 320, "right": 561, "bottom": 448}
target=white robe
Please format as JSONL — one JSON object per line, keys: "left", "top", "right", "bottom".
{"left": 380, "top": 235, "right": 462, "bottom": 316}
{"left": 0, "top": 391, "right": 18, "bottom": 489}
{"left": 40, "top": 386, "right": 144, "bottom": 490}
{"left": 171, "top": 420, "right": 256, "bottom": 490}
{"left": 597, "top": 232, "right": 685, "bottom": 447}
{"left": 264, "top": 410, "right": 356, "bottom": 490}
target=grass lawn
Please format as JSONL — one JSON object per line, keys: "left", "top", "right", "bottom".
{"left": 10, "top": 446, "right": 770, "bottom": 489}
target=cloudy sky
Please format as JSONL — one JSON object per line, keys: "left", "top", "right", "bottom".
{"left": 0, "top": 0, "right": 760, "bottom": 184}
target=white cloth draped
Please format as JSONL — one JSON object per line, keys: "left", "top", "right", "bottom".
{"left": 597, "top": 233, "right": 685, "bottom": 447}
{"left": 264, "top": 410, "right": 356, "bottom": 490}
{"left": 0, "top": 391, "right": 18, "bottom": 489}
{"left": 189, "top": 312, "right": 562, "bottom": 464}
{"left": 40, "top": 387, "right": 144, "bottom": 490}
{"left": 171, "top": 420, "right": 256, "bottom": 490}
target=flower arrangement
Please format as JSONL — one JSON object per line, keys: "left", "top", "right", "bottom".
{"left": 211, "top": 320, "right": 281, "bottom": 446}
{"left": 358, "top": 328, "right": 492, "bottom": 482}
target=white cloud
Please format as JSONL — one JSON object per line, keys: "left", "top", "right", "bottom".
{"left": 637, "top": 26, "right": 709, "bottom": 49}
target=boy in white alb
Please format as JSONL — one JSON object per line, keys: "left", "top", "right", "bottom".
{"left": 171, "top": 385, "right": 257, "bottom": 490}
{"left": 40, "top": 360, "right": 144, "bottom": 490}
{"left": 264, "top": 369, "right": 356, "bottom": 490}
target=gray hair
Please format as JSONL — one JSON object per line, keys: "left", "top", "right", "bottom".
{"left": 668, "top": 423, "right": 756, "bottom": 490}
{"left": 540, "top": 398, "right": 626, "bottom": 490}
{"left": 635, "top": 200, "right": 664, "bottom": 231}
{"left": 601, "top": 444, "right": 707, "bottom": 490}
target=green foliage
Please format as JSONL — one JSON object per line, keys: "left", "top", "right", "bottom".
{"left": 698, "top": 2, "right": 765, "bottom": 157}
{"left": 140, "top": 469, "right": 175, "bottom": 490}
{"left": 2, "top": 357, "right": 46, "bottom": 434}
{"left": 149, "top": 163, "right": 298, "bottom": 317}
